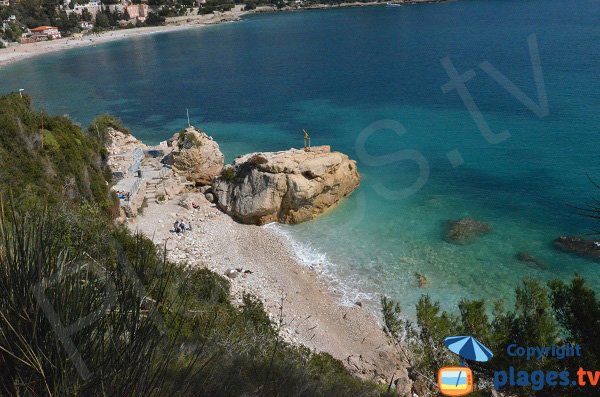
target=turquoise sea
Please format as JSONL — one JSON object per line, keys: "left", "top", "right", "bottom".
{"left": 2, "top": 0, "right": 600, "bottom": 314}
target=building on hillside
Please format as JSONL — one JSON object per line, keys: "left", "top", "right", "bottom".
{"left": 30, "top": 26, "right": 61, "bottom": 40}
{"left": 126, "top": 4, "right": 149, "bottom": 22}
{"left": 79, "top": 21, "right": 93, "bottom": 30}
{"left": 72, "top": 0, "right": 102, "bottom": 11}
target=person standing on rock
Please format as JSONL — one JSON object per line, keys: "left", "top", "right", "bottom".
{"left": 303, "top": 129, "right": 311, "bottom": 151}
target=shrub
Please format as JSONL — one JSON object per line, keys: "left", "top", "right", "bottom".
{"left": 0, "top": 93, "right": 115, "bottom": 214}
{"left": 220, "top": 166, "right": 236, "bottom": 181}
{"left": 177, "top": 130, "right": 202, "bottom": 149}
{"left": 89, "top": 113, "right": 130, "bottom": 137}
{"left": 0, "top": 205, "right": 181, "bottom": 396}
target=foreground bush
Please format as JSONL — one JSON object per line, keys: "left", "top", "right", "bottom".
{"left": 0, "top": 203, "right": 391, "bottom": 396}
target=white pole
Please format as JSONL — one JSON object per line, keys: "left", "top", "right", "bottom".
{"left": 186, "top": 108, "right": 191, "bottom": 128}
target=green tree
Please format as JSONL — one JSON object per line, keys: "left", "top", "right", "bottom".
{"left": 81, "top": 7, "right": 92, "bottom": 22}
{"left": 94, "top": 11, "right": 109, "bottom": 28}
{"left": 145, "top": 11, "right": 165, "bottom": 26}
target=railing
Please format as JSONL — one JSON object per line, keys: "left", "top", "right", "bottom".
{"left": 130, "top": 177, "right": 143, "bottom": 199}
{"left": 127, "top": 148, "right": 144, "bottom": 175}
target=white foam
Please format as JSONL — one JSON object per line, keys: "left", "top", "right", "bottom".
{"left": 263, "top": 223, "right": 377, "bottom": 307}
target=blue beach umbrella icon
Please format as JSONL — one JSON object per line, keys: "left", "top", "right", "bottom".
{"left": 444, "top": 336, "right": 493, "bottom": 363}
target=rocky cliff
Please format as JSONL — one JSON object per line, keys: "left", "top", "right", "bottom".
{"left": 212, "top": 146, "right": 360, "bottom": 225}
{"left": 166, "top": 127, "right": 224, "bottom": 186}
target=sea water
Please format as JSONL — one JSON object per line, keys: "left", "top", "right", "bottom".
{"left": 1, "top": 0, "right": 599, "bottom": 314}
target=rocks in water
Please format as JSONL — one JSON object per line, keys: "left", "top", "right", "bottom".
{"left": 554, "top": 236, "right": 600, "bottom": 261}
{"left": 212, "top": 146, "right": 360, "bottom": 225}
{"left": 165, "top": 127, "right": 224, "bottom": 186}
{"left": 415, "top": 272, "right": 428, "bottom": 287}
{"left": 516, "top": 251, "right": 545, "bottom": 268}
{"left": 445, "top": 217, "right": 491, "bottom": 244}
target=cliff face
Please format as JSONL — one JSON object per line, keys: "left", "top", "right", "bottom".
{"left": 167, "top": 127, "right": 224, "bottom": 186}
{"left": 212, "top": 146, "right": 360, "bottom": 225}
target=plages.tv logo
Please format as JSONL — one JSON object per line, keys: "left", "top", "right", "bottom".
{"left": 438, "top": 336, "right": 494, "bottom": 396}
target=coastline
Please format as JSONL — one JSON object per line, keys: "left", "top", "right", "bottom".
{"left": 0, "top": 0, "right": 443, "bottom": 68}
{"left": 128, "top": 191, "right": 406, "bottom": 381}
{"left": 0, "top": 10, "right": 245, "bottom": 67}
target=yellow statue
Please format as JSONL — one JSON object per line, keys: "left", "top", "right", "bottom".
{"left": 303, "top": 129, "right": 311, "bottom": 151}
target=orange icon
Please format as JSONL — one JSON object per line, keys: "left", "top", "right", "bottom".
{"left": 438, "top": 366, "right": 474, "bottom": 396}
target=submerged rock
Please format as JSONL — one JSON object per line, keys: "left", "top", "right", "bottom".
{"left": 554, "top": 236, "right": 600, "bottom": 261}
{"left": 516, "top": 251, "right": 545, "bottom": 268}
{"left": 415, "top": 272, "right": 429, "bottom": 287}
{"left": 445, "top": 218, "right": 491, "bottom": 244}
{"left": 165, "top": 127, "right": 224, "bottom": 186}
{"left": 212, "top": 146, "right": 360, "bottom": 225}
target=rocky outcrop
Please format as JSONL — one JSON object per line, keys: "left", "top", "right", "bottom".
{"left": 516, "top": 252, "right": 545, "bottom": 268}
{"left": 166, "top": 127, "right": 224, "bottom": 186}
{"left": 212, "top": 146, "right": 360, "bottom": 225}
{"left": 103, "top": 127, "right": 148, "bottom": 156}
{"left": 445, "top": 217, "right": 491, "bottom": 244}
{"left": 554, "top": 236, "right": 600, "bottom": 261}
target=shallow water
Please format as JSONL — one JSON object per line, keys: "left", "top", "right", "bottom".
{"left": 2, "top": 0, "right": 600, "bottom": 314}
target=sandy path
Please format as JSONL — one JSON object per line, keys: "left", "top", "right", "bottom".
{"left": 128, "top": 192, "right": 406, "bottom": 383}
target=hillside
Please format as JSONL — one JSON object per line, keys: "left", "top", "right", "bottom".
{"left": 0, "top": 92, "right": 115, "bottom": 213}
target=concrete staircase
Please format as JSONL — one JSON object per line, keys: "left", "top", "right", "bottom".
{"left": 144, "top": 167, "right": 174, "bottom": 202}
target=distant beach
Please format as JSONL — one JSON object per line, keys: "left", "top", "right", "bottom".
{"left": 0, "top": 1, "right": 401, "bottom": 68}
{"left": 0, "top": 8, "right": 246, "bottom": 67}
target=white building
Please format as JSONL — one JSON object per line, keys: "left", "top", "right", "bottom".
{"left": 79, "top": 21, "right": 93, "bottom": 29}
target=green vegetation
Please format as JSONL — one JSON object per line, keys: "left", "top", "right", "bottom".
{"left": 0, "top": 0, "right": 82, "bottom": 37}
{"left": 89, "top": 113, "right": 131, "bottom": 141}
{"left": 0, "top": 92, "right": 391, "bottom": 396}
{"left": 197, "top": 0, "right": 234, "bottom": 15}
{"left": 220, "top": 166, "right": 236, "bottom": 181}
{"left": 382, "top": 275, "right": 600, "bottom": 396}
{"left": 0, "top": 93, "right": 115, "bottom": 214}
{"left": 176, "top": 129, "right": 202, "bottom": 149}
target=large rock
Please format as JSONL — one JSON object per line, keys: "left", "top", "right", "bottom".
{"left": 212, "top": 146, "right": 360, "bottom": 225}
{"left": 103, "top": 127, "right": 147, "bottom": 156}
{"left": 445, "top": 217, "right": 491, "bottom": 244}
{"left": 554, "top": 236, "right": 600, "bottom": 261}
{"left": 166, "top": 127, "right": 224, "bottom": 186}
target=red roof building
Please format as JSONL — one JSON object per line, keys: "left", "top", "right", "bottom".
{"left": 30, "top": 26, "right": 61, "bottom": 40}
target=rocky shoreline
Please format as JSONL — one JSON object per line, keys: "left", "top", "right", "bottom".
{"left": 105, "top": 125, "right": 410, "bottom": 390}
